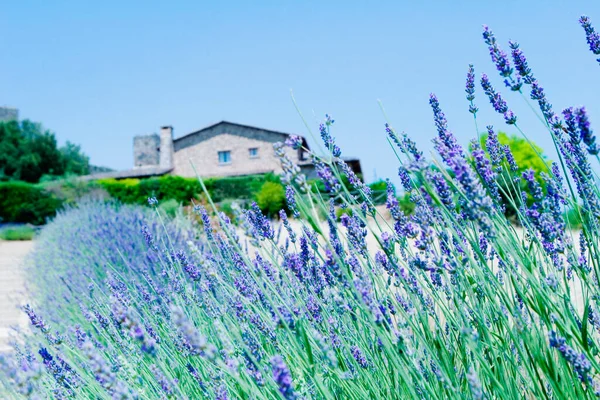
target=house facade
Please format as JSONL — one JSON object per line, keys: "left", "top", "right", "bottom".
{"left": 92, "top": 121, "right": 362, "bottom": 180}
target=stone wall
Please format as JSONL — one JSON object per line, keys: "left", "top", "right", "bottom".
{"left": 171, "top": 133, "right": 301, "bottom": 178}
{"left": 133, "top": 134, "right": 160, "bottom": 168}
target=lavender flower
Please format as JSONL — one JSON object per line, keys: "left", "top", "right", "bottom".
{"left": 483, "top": 25, "right": 522, "bottom": 90}
{"left": 285, "top": 135, "right": 303, "bottom": 149}
{"left": 271, "top": 355, "right": 297, "bottom": 400}
{"left": 466, "top": 64, "right": 479, "bottom": 114}
{"left": 481, "top": 74, "right": 517, "bottom": 124}
{"left": 151, "top": 365, "right": 176, "bottom": 397}
{"left": 193, "top": 205, "right": 213, "bottom": 240}
{"left": 467, "top": 367, "right": 484, "bottom": 400}
{"left": 579, "top": 16, "right": 600, "bottom": 63}
{"left": 509, "top": 40, "right": 534, "bottom": 84}
{"left": 171, "top": 305, "right": 216, "bottom": 359}
{"left": 351, "top": 345, "right": 370, "bottom": 368}
{"left": 24, "top": 305, "right": 49, "bottom": 334}
{"left": 575, "top": 107, "right": 598, "bottom": 155}
{"left": 430, "top": 93, "right": 464, "bottom": 163}
{"left": 471, "top": 139, "right": 499, "bottom": 200}
{"left": 483, "top": 25, "right": 513, "bottom": 78}
{"left": 319, "top": 114, "right": 341, "bottom": 157}
{"left": 502, "top": 145, "right": 519, "bottom": 172}
{"left": 484, "top": 126, "right": 503, "bottom": 171}
{"left": 147, "top": 197, "right": 158, "bottom": 206}
{"left": 246, "top": 202, "right": 275, "bottom": 240}
{"left": 549, "top": 330, "right": 593, "bottom": 385}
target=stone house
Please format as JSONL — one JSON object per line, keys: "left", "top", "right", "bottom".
{"left": 93, "top": 121, "right": 362, "bottom": 180}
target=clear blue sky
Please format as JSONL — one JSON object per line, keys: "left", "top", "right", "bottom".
{"left": 1, "top": 1, "right": 599, "bottom": 182}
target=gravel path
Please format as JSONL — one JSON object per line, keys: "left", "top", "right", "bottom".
{"left": 0, "top": 240, "right": 32, "bottom": 352}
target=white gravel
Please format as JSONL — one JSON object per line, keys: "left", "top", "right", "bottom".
{"left": 0, "top": 240, "right": 32, "bottom": 352}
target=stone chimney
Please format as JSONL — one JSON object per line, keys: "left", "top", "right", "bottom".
{"left": 159, "top": 126, "right": 174, "bottom": 169}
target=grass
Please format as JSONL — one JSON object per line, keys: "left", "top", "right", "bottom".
{"left": 0, "top": 225, "right": 35, "bottom": 241}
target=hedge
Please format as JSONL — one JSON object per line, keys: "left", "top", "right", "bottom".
{"left": 96, "top": 173, "right": 281, "bottom": 205}
{"left": 0, "top": 181, "right": 63, "bottom": 225}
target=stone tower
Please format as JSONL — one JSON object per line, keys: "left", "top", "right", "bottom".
{"left": 159, "top": 126, "right": 174, "bottom": 169}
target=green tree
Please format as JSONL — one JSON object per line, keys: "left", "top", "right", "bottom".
{"left": 477, "top": 131, "right": 551, "bottom": 220}
{"left": 0, "top": 120, "right": 90, "bottom": 182}
{"left": 256, "top": 181, "right": 286, "bottom": 218}
{"left": 61, "top": 141, "right": 90, "bottom": 176}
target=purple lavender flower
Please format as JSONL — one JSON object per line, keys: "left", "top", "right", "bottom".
{"left": 171, "top": 305, "right": 216, "bottom": 359}
{"left": 351, "top": 345, "right": 370, "bottom": 368}
{"left": 271, "top": 355, "right": 297, "bottom": 400}
{"left": 483, "top": 25, "right": 513, "bottom": 78}
{"left": 503, "top": 110, "right": 517, "bottom": 125}
{"left": 471, "top": 139, "right": 499, "bottom": 200}
{"left": 194, "top": 205, "right": 214, "bottom": 240}
{"left": 428, "top": 170, "right": 455, "bottom": 209}
{"left": 319, "top": 115, "right": 341, "bottom": 157}
{"left": 579, "top": 16, "right": 600, "bottom": 63}
{"left": 467, "top": 367, "right": 484, "bottom": 400}
{"left": 284, "top": 185, "right": 300, "bottom": 218}
{"left": 562, "top": 107, "right": 600, "bottom": 217}
{"left": 151, "top": 365, "right": 176, "bottom": 397}
{"left": 24, "top": 305, "right": 49, "bottom": 334}
{"left": 246, "top": 202, "right": 275, "bottom": 240}
{"left": 452, "top": 155, "right": 495, "bottom": 237}
{"left": 549, "top": 330, "right": 593, "bottom": 385}
{"left": 482, "top": 25, "right": 522, "bottom": 90}
{"left": 509, "top": 41, "right": 534, "bottom": 84}
{"left": 430, "top": 94, "right": 464, "bottom": 163}
{"left": 140, "top": 225, "right": 156, "bottom": 249}
{"left": 575, "top": 107, "right": 598, "bottom": 155}
{"left": 38, "top": 347, "right": 78, "bottom": 394}
{"left": 314, "top": 159, "right": 341, "bottom": 193}
{"left": 502, "top": 145, "right": 519, "bottom": 172}
{"left": 466, "top": 64, "right": 479, "bottom": 114}
{"left": 484, "top": 126, "right": 503, "bottom": 171}
{"left": 481, "top": 74, "right": 517, "bottom": 124}
{"left": 284, "top": 135, "right": 303, "bottom": 150}
{"left": 147, "top": 197, "right": 158, "bottom": 206}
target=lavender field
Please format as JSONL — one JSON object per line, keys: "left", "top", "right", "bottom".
{"left": 3, "top": 16, "right": 600, "bottom": 399}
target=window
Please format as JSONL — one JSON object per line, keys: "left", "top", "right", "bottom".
{"left": 218, "top": 151, "right": 231, "bottom": 164}
{"left": 249, "top": 148, "right": 259, "bottom": 158}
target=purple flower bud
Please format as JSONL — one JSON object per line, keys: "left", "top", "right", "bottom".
{"left": 271, "top": 355, "right": 297, "bottom": 400}
{"left": 284, "top": 135, "right": 303, "bottom": 149}
{"left": 579, "top": 16, "right": 600, "bottom": 64}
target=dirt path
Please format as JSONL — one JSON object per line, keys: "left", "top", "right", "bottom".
{"left": 0, "top": 240, "right": 32, "bottom": 352}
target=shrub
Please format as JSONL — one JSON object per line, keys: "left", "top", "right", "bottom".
{"left": 95, "top": 174, "right": 278, "bottom": 206}
{"left": 398, "top": 193, "right": 415, "bottom": 215}
{"left": 0, "top": 225, "right": 35, "bottom": 240}
{"left": 256, "top": 181, "right": 286, "bottom": 217}
{"left": 335, "top": 206, "right": 354, "bottom": 221}
{"left": 0, "top": 181, "right": 62, "bottom": 225}
{"left": 368, "top": 180, "right": 389, "bottom": 205}
{"left": 158, "top": 198, "right": 181, "bottom": 218}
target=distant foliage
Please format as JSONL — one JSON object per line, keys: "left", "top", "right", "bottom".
{"left": 96, "top": 173, "right": 282, "bottom": 206}
{"left": 0, "top": 225, "right": 35, "bottom": 241}
{"left": 368, "top": 179, "right": 389, "bottom": 205}
{"left": 256, "top": 181, "right": 286, "bottom": 217}
{"left": 0, "top": 120, "right": 90, "bottom": 182}
{"left": 0, "top": 181, "right": 62, "bottom": 225}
